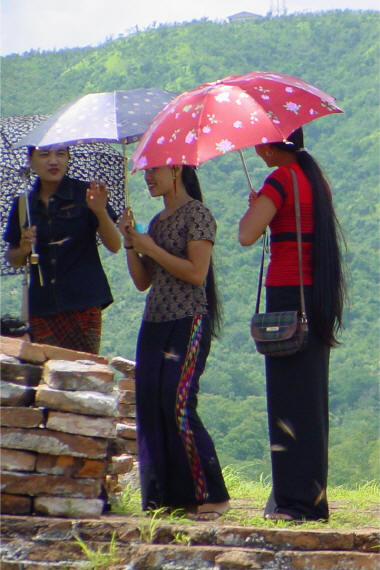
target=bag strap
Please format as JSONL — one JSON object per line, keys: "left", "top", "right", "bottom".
{"left": 254, "top": 167, "right": 307, "bottom": 319}
{"left": 18, "top": 194, "right": 30, "bottom": 323}
{"left": 254, "top": 231, "right": 267, "bottom": 313}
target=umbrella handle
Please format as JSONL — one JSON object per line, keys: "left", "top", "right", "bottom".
{"left": 122, "top": 140, "right": 129, "bottom": 208}
{"left": 24, "top": 186, "right": 44, "bottom": 287}
{"left": 238, "top": 150, "right": 254, "bottom": 191}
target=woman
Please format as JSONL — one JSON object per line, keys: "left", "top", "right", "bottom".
{"left": 4, "top": 146, "right": 121, "bottom": 353}
{"left": 239, "top": 128, "right": 345, "bottom": 521}
{"left": 119, "top": 164, "right": 230, "bottom": 520}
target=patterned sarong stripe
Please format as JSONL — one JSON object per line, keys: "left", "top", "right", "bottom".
{"left": 176, "top": 314, "right": 207, "bottom": 501}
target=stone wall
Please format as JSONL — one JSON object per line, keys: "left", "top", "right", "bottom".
{"left": 0, "top": 336, "right": 137, "bottom": 518}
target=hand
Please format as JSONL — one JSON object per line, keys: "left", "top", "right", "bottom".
{"left": 248, "top": 189, "right": 258, "bottom": 208}
{"left": 118, "top": 207, "right": 135, "bottom": 247}
{"left": 86, "top": 181, "right": 108, "bottom": 213}
{"left": 19, "top": 226, "right": 36, "bottom": 256}
{"left": 129, "top": 229, "right": 156, "bottom": 255}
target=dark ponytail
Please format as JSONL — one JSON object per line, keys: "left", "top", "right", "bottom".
{"left": 296, "top": 150, "right": 346, "bottom": 346}
{"left": 273, "top": 128, "right": 346, "bottom": 346}
{"left": 181, "top": 166, "right": 223, "bottom": 338}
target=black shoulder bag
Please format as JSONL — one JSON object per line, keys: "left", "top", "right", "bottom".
{"left": 250, "top": 168, "right": 309, "bottom": 357}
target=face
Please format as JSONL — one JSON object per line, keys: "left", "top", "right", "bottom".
{"left": 29, "top": 147, "right": 69, "bottom": 183}
{"left": 144, "top": 165, "right": 178, "bottom": 197}
{"left": 254, "top": 144, "right": 276, "bottom": 167}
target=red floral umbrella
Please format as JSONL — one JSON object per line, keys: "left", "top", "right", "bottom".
{"left": 131, "top": 71, "right": 342, "bottom": 172}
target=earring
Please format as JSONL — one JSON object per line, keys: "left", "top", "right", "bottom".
{"left": 171, "top": 168, "right": 177, "bottom": 195}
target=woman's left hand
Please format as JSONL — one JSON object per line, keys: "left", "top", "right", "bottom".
{"left": 86, "top": 181, "right": 108, "bottom": 213}
{"left": 129, "top": 229, "right": 156, "bottom": 255}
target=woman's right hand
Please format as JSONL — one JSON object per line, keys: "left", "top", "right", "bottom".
{"left": 19, "top": 226, "right": 36, "bottom": 256}
{"left": 118, "top": 207, "right": 135, "bottom": 247}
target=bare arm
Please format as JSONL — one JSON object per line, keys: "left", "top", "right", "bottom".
{"left": 131, "top": 230, "right": 213, "bottom": 286}
{"left": 86, "top": 182, "right": 121, "bottom": 253}
{"left": 118, "top": 208, "right": 212, "bottom": 290}
{"left": 124, "top": 248, "right": 153, "bottom": 291}
{"left": 118, "top": 208, "right": 152, "bottom": 291}
{"left": 239, "top": 194, "right": 277, "bottom": 246}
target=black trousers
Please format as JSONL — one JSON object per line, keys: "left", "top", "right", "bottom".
{"left": 135, "top": 315, "right": 229, "bottom": 511}
{"left": 264, "top": 286, "right": 330, "bottom": 520}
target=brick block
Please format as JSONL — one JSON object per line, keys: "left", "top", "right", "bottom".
{"left": 107, "top": 453, "right": 134, "bottom": 475}
{"left": 116, "top": 422, "right": 137, "bottom": 440}
{"left": 1, "top": 493, "right": 32, "bottom": 515}
{"left": 0, "top": 336, "right": 108, "bottom": 365}
{"left": 46, "top": 410, "right": 116, "bottom": 438}
{"left": 0, "top": 336, "right": 46, "bottom": 363}
{"left": 118, "top": 378, "right": 135, "bottom": 390}
{"left": 0, "top": 448, "right": 37, "bottom": 471}
{"left": 35, "top": 385, "right": 117, "bottom": 417}
{"left": 0, "top": 354, "right": 42, "bottom": 386}
{"left": 1, "top": 381, "right": 35, "bottom": 407}
{"left": 35, "top": 454, "right": 107, "bottom": 478}
{"left": 118, "top": 389, "right": 136, "bottom": 405}
{"left": 0, "top": 407, "right": 45, "bottom": 428}
{"left": 43, "top": 359, "right": 114, "bottom": 393}
{"left": 110, "top": 356, "right": 135, "bottom": 376}
{"left": 117, "top": 403, "right": 136, "bottom": 418}
{"left": 35, "top": 496, "right": 103, "bottom": 517}
{"left": 1, "top": 426, "right": 108, "bottom": 459}
{"left": 2, "top": 471, "right": 101, "bottom": 498}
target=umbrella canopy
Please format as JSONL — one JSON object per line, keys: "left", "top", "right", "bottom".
{"left": 131, "top": 71, "right": 343, "bottom": 171}
{"left": 14, "top": 88, "right": 176, "bottom": 148}
{"left": 1, "top": 114, "right": 125, "bottom": 275}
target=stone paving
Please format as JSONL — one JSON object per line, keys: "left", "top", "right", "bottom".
{"left": 1, "top": 498, "right": 379, "bottom": 570}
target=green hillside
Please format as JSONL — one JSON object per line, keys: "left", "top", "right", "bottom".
{"left": 1, "top": 10, "right": 379, "bottom": 487}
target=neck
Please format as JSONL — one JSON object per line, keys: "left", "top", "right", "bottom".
{"left": 163, "top": 184, "right": 190, "bottom": 212}
{"left": 275, "top": 150, "right": 297, "bottom": 167}
{"left": 38, "top": 179, "right": 61, "bottom": 205}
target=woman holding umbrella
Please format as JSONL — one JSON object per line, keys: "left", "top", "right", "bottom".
{"left": 118, "top": 164, "right": 230, "bottom": 520}
{"left": 239, "top": 127, "right": 346, "bottom": 521}
{"left": 4, "top": 145, "right": 121, "bottom": 354}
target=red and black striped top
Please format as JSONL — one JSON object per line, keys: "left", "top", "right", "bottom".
{"left": 259, "top": 163, "right": 314, "bottom": 286}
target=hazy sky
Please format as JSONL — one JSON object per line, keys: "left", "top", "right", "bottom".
{"left": 1, "top": 0, "right": 378, "bottom": 56}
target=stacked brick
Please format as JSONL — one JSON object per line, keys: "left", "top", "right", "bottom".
{"left": 108, "top": 356, "right": 138, "bottom": 494}
{"left": 0, "top": 336, "right": 138, "bottom": 518}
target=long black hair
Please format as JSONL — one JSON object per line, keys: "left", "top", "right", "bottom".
{"left": 272, "top": 128, "right": 346, "bottom": 346}
{"left": 181, "top": 165, "right": 223, "bottom": 338}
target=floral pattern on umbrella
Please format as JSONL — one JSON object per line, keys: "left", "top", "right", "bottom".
{"left": 131, "top": 71, "right": 342, "bottom": 171}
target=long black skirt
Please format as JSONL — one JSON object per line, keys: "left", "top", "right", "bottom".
{"left": 264, "top": 285, "right": 330, "bottom": 520}
{"left": 135, "top": 314, "right": 229, "bottom": 511}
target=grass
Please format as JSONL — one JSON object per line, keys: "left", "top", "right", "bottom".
{"left": 73, "top": 469, "right": 379, "bottom": 567}
{"left": 74, "top": 531, "right": 119, "bottom": 569}
{"left": 112, "top": 466, "right": 380, "bottom": 530}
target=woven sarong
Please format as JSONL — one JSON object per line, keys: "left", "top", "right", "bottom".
{"left": 30, "top": 307, "right": 101, "bottom": 354}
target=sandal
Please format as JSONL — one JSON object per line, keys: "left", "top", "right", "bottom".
{"left": 265, "top": 512, "right": 294, "bottom": 521}
{"left": 188, "top": 511, "right": 222, "bottom": 521}
{"left": 265, "top": 512, "right": 304, "bottom": 523}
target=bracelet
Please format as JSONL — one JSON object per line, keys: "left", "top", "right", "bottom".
{"left": 124, "top": 245, "right": 134, "bottom": 250}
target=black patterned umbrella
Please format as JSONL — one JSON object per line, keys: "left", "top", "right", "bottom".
{"left": 1, "top": 114, "right": 125, "bottom": 275}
